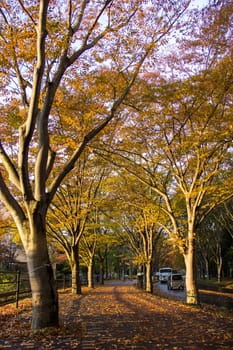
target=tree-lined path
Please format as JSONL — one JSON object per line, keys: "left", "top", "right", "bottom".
{"left": 1, "top": 281, "right": 233, "bottom": 349}
{"left": 76, "top": 281, "right": 233, "bottom": 350}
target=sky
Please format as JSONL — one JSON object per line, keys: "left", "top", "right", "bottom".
{"left": 190, "top": 0, "right": 209, "bottom": 8}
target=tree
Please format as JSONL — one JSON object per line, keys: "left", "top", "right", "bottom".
{"left": 99, "top": 62, "right": 233, "bottom": 303}
{"left": 216, "top": 200, "right": 233, "bottom": 240}
{"left": 122, "top": 202, "right": 164, "bottom": 293}
{"left": 47, "top": 152, "right": 107, "bottom": 293}
{"left": 197, "top": 205, "right": 233, "bottom": 281}
{"left": 0, "top": 0, "right": 189, "bottom": 329}
{"left": 101, "top": 170, "right": 166, "bottom": 292}
{"left": 79, "top": 223, "right": 98, "bottom": 288}
{"left": 0, "top": 234, "right": 18, "bottom": 269}
{"left": 96, "top": 1, "right": 233, "bottom": 305}
{"left": 79, "top": 202, "right": 120, "bottom": 287}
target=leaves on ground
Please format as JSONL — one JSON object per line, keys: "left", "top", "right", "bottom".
{"left": 0, "top": 283, "right": 233, "bottom": 349}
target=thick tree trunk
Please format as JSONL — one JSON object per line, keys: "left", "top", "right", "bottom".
{"left": 26, "top": 220, "right": 59, "bottom": 330}
{"left": 71, "top": 245, "right": 81, "bottom": 294}
{"left": 184, "top": 236, "right": 199, "bottom": 305}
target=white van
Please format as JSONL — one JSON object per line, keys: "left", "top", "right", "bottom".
{"left": 159, "top": 267, "right": 174, "bottom": 283}
{"left": 167, "top": 273, "right": 185, "bottom": 290}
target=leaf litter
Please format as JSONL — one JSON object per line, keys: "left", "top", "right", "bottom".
{"left": 0, "top": 284, "right": 233, "bottom": 349}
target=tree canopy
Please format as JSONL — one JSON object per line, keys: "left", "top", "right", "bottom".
{"left": 0, "top": 0, "right": 232, "bottom": 328}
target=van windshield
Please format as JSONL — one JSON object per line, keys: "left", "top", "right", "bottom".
{"left": 172, "top": 275, "right": 183, "bottom": 280}
{"left": 160, "top": 269, "right": 172, "bottom": 273}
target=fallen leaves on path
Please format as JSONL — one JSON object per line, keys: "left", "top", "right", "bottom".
{"left": 0, "top": 283, "right": 233, "bottom": 349}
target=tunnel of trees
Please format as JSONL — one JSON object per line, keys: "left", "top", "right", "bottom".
{"left": 0, "top": 0, "right": 232, "bottom": 329}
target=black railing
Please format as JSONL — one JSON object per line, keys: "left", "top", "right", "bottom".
{"left": 0, "top": 270, "right": 31, "bottom": 307}
{"left": 0, "top": 271, "right": 91, "bottom": 307}
{"left": 0, "top": 271, "right": 73, "bottom": 307}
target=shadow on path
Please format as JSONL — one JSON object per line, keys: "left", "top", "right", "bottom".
{"left": 1, "top": 281, "right": 233, "bottom": 349}
{"left": 77, "top": 282, "right": 233, "bottom": 350}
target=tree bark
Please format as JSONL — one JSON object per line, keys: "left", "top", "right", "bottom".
{"left": 204, "top": 256, "right": 210, "bottom": 280}
{"left": 216, "top": 249, "right": 222, "bottom": 283}
{"left": 145, "top": 261, "right": 153, "bottom": 293}
{"left": 28, "top": 252, "right": 58, "bottom": 329}
{"left": 70, "top": 244, "right": 81, "bottom": 294}
{"left": 87, "top": 261, "right": 94, "bottom": 288}
{"left": 25, "top": 210, "right": 59, "bottom": 329}
{"left": 184, "top": 236, "right": 199, "bottom": 305}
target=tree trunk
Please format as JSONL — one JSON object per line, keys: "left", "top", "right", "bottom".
{"left": 26, "top": 217, "right": 59, "bottom": 330}
{"left": 88, "top": 261, "right": 94, "bottom": 288}
{"left": 71, "top": 245, "right": 81, "bottom": 294}
{"left": 99, "top": 260, "right": 104, "bottom": 285}
{"left": 184, "top": 236, "right": 199, "bottom": 305}
{"left": 145, "top": 261, "right": 153, "bottom": 293}
{"left": 204, "top": 256, "right": 210, "bottom": 280}
{"left": 216, "top": 251, "right": 222, "bottom": 283}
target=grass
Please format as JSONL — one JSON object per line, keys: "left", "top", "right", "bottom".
{"left": 198, "top": 278, "right": 233, "bottom": 289}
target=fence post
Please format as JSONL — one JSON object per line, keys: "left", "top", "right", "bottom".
{"left": 15, "top": 270, "right": 21, "bottom": 308}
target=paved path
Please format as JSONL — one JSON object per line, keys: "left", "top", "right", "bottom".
{"left": 62, "top": 281, "right": 233, "bottom": 350}
{"left": 1, "top": 281, "right": 233, "bottom": 349}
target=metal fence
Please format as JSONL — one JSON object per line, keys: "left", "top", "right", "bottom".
{"left": 0, "top": 270, "right": 31, "bottom": 307}
{"left": 0, "top": 271, "right": 73, "bottom": 308}
{"left": 0, "top": 270, "right": 91, "bottom": 308}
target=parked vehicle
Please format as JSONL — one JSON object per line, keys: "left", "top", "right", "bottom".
{"left": 167, "top": 273, "right": 185, "bottom": 290}
{"left": 159, "top": 267, "right": 175, "bottom": 283}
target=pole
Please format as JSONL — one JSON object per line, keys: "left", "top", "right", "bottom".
{"left": 16, "top": 270, "right": 21, "bottom": 308}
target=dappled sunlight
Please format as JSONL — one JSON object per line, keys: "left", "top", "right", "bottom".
{"left": 1, "top": 283, "right": 233, "bottom": 349}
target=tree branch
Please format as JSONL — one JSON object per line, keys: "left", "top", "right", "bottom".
{"left": 0, "top": 141, "right": 21, "bottom": 191}
{"left": 0, "top": 172, "right": 25, "bottom": 223}
{"left": 48, "top": 44, "right": 152, "bottom": 201}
